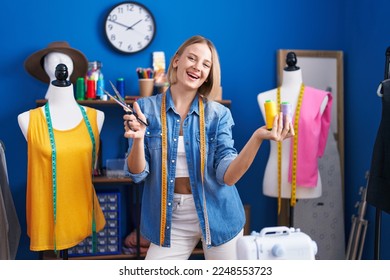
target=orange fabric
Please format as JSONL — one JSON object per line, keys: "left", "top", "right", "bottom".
{"left": 26, "top": 107, "right": 105, "bottom": 251}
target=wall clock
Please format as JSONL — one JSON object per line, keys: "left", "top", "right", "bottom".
{"left": 104, "top": 2, "right": 156, "bottom": 54}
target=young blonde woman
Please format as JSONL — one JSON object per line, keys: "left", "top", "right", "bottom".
{"left": 123, "top": 35, "right": 294, "bottom": 260}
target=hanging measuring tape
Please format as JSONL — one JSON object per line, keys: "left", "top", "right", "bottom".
{"left": 198, "top": 96, "right": 211, "bottom": 246}
{"left": 159, "top": 93, "right": 211, "bottom": 246}
{"left": 44, "top": 103, "right": 97, "bottom": 252}
{"left": 276, "top": 84, "right": 305, "bottom": 213}
{"left": 160, "top": 93, "right": 168, "bottom": 246}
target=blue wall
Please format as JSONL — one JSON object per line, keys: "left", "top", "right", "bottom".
{"left": 1, "top": 0, "right": 389, "bottom": 259}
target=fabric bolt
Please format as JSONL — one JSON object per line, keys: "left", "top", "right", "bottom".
{"left": 26, "top": 107, "right": 105, "bottom": 251}
{"left": 125, "top": 90, "right": 245, "bottom": 248}
{"left": 367, "top": 78, "right": 390, "bottom": 214}
{"left": 288, "top": 86, "right": 332, "bottom": 187}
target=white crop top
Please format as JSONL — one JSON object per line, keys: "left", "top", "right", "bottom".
{"left": 175, "top": 136, "right": 189, "bottom": 177}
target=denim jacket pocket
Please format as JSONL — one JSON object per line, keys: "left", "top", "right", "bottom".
{"left": 196, "top": 130, "right": 217, "bottom": 155}
{"left": 145, "top": 128, "right": 162, "bottom": 150}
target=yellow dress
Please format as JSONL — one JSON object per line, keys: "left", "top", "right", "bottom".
{"left": 26, "top": 106, "right": 105, "bottom": 251}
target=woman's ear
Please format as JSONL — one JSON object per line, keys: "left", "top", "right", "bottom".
{"left": 172, "top": 54, "right": 180, "bottom": 68}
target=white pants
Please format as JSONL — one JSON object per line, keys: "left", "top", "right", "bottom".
{"left": 145, "top": 193, "right": 243, "bottom": 260}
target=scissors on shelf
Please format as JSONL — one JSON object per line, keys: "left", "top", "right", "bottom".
{"left": 101, "top": 81, "right": 149, "bottom": 127}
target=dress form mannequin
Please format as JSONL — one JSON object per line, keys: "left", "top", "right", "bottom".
{"left": 257, "top": 53, "right": 328, "bottom": 199}
{"left": 18, "top": 50, "right": 107, "bottom": 253}
{"left": 18, "top": 52, "right": 104, "bottom": 138}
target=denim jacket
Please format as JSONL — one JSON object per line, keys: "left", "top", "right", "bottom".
{"left": 125, "top": 90, "right": 245, "bottom": 248}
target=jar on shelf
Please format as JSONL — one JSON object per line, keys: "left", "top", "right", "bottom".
{"left": 86, "top": 61, "right": 104, "bottom": 99}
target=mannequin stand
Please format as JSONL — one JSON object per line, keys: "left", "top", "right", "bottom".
{"left": 289, "top": 202, "right": 295, "bottom": 227}
{"left": 278, "top": 199, "right": 296, "bottom": 227}
{"left": 374, "top": 210, "right": 381, "bottom": 259}
{"left": 38, "top": 249, "right": 68, "bottom": 260}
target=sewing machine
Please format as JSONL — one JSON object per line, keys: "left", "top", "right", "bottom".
{"left": 236, "top": 226, "right": 318, "bottom": 260}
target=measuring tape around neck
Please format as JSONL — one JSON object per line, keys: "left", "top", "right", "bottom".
{"left": 160, "top": 94, "right": 168, "bottom": 246}
{"left": 160, "top": 93, "right": 210, "bottom": 245}
{"left": 276, "top": 84, "right": 305, "bottom": 213}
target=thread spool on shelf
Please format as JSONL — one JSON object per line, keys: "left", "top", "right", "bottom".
{"left": 86, "top": 79, "right": 96, "bottom": 100}
{"left": 76, "top": 77, "right": 85, "bottom": 100}
{"left": 116, "top": 78, "right": 125, "bottom": 98}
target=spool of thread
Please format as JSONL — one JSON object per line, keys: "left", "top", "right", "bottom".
{"left": 86, "top": 79, "right": 96, "bottom": 99}
{"left": 281, "top": 102, "right": 292, "bottom": 123}
{"left": 116, "top": 78, "right": 125, "bottom": 98}
{"left": 76, "top": 77, "right": 85, "bottom": 100}
{"left": 96, "top": 78, "right": 105, "bottom": 99}
{"left": 264, "top": 100, "right": 277, "bottom": 130}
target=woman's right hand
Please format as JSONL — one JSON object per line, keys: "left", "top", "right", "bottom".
{"left": 123, "top": 101, "right": 147, "bottom": 139}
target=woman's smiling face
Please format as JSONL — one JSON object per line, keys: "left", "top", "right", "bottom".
{"left": 173, "top": 42, "right": 212, "bottom": 91}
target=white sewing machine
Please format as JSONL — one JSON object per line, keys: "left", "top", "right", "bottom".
{"left": 237, "top": 226, "right": 318, "bottom": 260}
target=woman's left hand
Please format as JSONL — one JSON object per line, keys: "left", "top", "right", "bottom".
{"left": 255, "top": 112, "right": 294, "bottom": 142}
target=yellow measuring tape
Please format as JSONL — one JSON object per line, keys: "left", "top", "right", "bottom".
{"left": 160, "top": 93, "right": 168, "bottom": 246}
{"left": 199, "top": 97, "right": 206, "bottom": 184}
{"left": 276, "top": 84, "right": 305, "bottom": 214}
{"left": 198, "top": 96, "right": 211, "bottom": 245}
{"left": 276, "top": 90, "right": 282, "bottom": 214}
{"left": 160, "top": 93, "right": 207, "bottom": 245}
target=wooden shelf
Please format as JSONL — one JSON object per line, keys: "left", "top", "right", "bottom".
{"left": 93, "top": 176, "right": 132, "bottom": 184}
{"left": 36, "top": 98, "right": 231, "bottom": 107}
{"left": 36, "top": 98, "right": 134, "bottom": 106}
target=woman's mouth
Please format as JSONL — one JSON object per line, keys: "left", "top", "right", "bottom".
{"left": 187, "top": 71, "right": 199, "bottom": 80}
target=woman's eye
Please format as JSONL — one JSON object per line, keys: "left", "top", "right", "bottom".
{"left": 203, "top": 63, "right": 211, "bottom": 68}
{"left": 188, "top": 56, "right": 195, "bottom": 61}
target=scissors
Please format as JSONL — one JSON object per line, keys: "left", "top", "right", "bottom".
{"left": 101, "top": 81, "right": 149, "bottom": 127}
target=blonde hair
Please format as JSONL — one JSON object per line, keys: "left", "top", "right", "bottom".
{"left": 167, "top": 35, "right": 221, "bottom": 98}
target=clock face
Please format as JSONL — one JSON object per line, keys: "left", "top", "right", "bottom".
{"left": 104, "top": 2, "right": 156, "bottom": 54}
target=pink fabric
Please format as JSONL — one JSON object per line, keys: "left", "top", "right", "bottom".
{"left": 288, "top": 86, "right": 332, "bottom": 187}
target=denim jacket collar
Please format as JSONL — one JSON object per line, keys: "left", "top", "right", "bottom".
{"left": 165, "top": 89, "right": 200, "bottom": 116}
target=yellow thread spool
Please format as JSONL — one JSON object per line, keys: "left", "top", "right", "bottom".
{"left": 264, "top": 100, "right": 277, "bottom": 130}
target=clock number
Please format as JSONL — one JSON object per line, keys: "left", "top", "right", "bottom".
{"left": 127, "top": 45, "right": 134, "bottom": 52}
{"left": 110, "top": 34, "right": 116, "bottom": 41}
{"left": 109, "top": 14, "right": 117, "bottom": 21}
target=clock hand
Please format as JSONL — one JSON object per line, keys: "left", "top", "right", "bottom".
{"left": 126, "top": 19, "right": 142, "bottom": 30}
{"left": 108, "top": 19, "right": 132, "bottom": 29}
